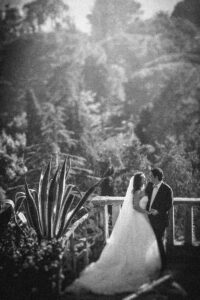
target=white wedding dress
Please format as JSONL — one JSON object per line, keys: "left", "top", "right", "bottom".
{"left": 66, "top": 176, "right": 161, "bottom": 295}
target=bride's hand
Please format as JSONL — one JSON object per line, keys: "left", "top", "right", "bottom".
{"left": 149, "top": 209, "right": 158, "bottom": 215}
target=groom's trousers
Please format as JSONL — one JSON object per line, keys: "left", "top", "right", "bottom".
{"left": 149, "top": 218, "right": 167, "bottom": 271}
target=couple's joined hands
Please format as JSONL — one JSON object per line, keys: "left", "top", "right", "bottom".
{"left": 147, "top": 209, "right": 158, "bottom": 215}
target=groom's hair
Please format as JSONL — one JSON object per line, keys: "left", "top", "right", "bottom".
{"left": 151, "top": 168, "right": 163, "bottom": 181}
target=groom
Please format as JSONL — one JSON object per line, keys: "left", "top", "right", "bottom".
{"left": 145, "top": 168, "right": 173, "bottom": 271}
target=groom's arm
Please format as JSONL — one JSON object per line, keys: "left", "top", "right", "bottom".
{"left": 163, "top": 187, "right": 173, "bottom": 212}
{"left": 157, "top": 187, "right": 173, "bottom": 215}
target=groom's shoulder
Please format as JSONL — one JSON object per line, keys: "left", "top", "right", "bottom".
{"left": 162, "top": 182, "right": 172, "bottom": 191}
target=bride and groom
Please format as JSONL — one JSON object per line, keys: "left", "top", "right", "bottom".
{"left": 66, "top": 167, "right": 173, "bottom": 295}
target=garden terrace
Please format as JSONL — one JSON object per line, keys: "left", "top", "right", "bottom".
{"left": 67, "top": 197, "right": 200, "bottom": 299}
{"left": 91, "top": 196, "right": 200, "bottom": 248}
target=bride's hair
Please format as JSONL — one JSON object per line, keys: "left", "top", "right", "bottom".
{"left": 133, "top": 172, "right": 145, "bottom": 193}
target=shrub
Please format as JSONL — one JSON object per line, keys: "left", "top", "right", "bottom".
{"left": 0, "top": 222, "right": 65, "bottom": 300}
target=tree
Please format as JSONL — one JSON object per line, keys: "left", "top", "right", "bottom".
{"left": 0, "top": 130, "right": 27, "bottom": 196}
{"left": 153, "top": 137, "right": 200, "bottom": 197}
{"left": 23, "top": 0, "right": 71, "bottom": 33}
{"left": 172, "top": 0, "right": 200, "bottom": 28}
{"left": 88, "top": 0, "right": 141, "bottom": 40}
{"left": 25, "top": 89, "right": 42, "bottom": 146}
{"left": 135, "top": 67, "right": 200, "bottom": 145}
{"left": 0, "top": 5, "right": 23, "bottom": 42}
{"left": 41, "top": 102, "right": 76, "bottom": 158}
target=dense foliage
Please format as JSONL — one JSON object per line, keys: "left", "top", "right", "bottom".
{"left": 0, "top": 0, "right": 200, "bottom": 197}
{"left": 0, "top": 223, "right": 65, "bottom": 300}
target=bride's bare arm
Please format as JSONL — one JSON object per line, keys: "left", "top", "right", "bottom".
{"left": 133, "top": 191, "right": 149, "bottom": 214}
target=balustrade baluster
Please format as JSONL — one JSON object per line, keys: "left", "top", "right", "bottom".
{"left": 99, "top": 206, "right": 105, "bottom": 228}
{"left": 167, "top": 206, "right": 174, "bottom": 247}
{"left": 184, "top": 205, "right": 193, "bottom": 245}
{"left": 104, "top": 204, "right": 109, "bottom": 240}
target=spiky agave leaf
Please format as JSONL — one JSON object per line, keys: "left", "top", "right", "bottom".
{"left": 61, "top": 200, "right": 89, "bottom": 238}
{"left": 56, "top": 194, "right": 76, "bottom": 238}
{"left": 24, "top": 181, "right": 42, "bottom": 238}
{"left": 53, "top": 158, "right": 70, "bottom": 235}
{"left": 15, "top": 190, "right": 36, "bottom": 226}
{"left": 37, "top": 169, "right": 44, "bottom": 233}
{"left": 47, "top": 167, "right": 60, "bottom": 239}
{"left": 32, "top": 189, "right": 39, "bottom": 209}
{"left": 54, "top": 184, "right": 80, "bottom": 236}
{"left": 40, "top": 160, "right": 51, "bottom": 237}
{"left": 63, "top": 176, "right": 107, "bottom": 230}
{"left": 15, "top": 189, "right": 35, "bottom": 212}
{"left": 15, "top": 192, "right": 26, "bottom": 212}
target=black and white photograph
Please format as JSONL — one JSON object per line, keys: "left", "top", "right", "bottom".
{"left": 0, "top": 1, "right": 200, "bottom": 299}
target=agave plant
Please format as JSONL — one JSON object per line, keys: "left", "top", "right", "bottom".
{"left": 15, "top": 158, "right": 113, "bottom": 240}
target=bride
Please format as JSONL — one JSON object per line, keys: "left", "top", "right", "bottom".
{"left": 66, "top": 172, "right": 161, "bottom": 295}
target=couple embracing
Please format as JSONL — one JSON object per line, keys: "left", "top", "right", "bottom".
{"left": 66, "top": 168, "right": 173, "bottom": 295}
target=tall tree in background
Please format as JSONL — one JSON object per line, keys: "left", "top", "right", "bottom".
{"left": 135, "top": 67, "right": 200, "bottom": 145}
{"left": 25, "top": 89, "right": 42, "bottom": 146}
{"left": 23, "top": 0, "right": 70, "bottom": 32}
{"left": 88, "top": 0, "right": 141, "bottom": 40}
{"left": 83, "top": 49, "right": 127, "bottom": 137}
{"left": 172, "top": 0, "right": 200, "bottom": 28}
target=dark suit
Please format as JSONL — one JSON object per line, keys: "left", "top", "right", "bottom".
{"left": 145, "top": 181, "right": 173, "bottom": 270}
